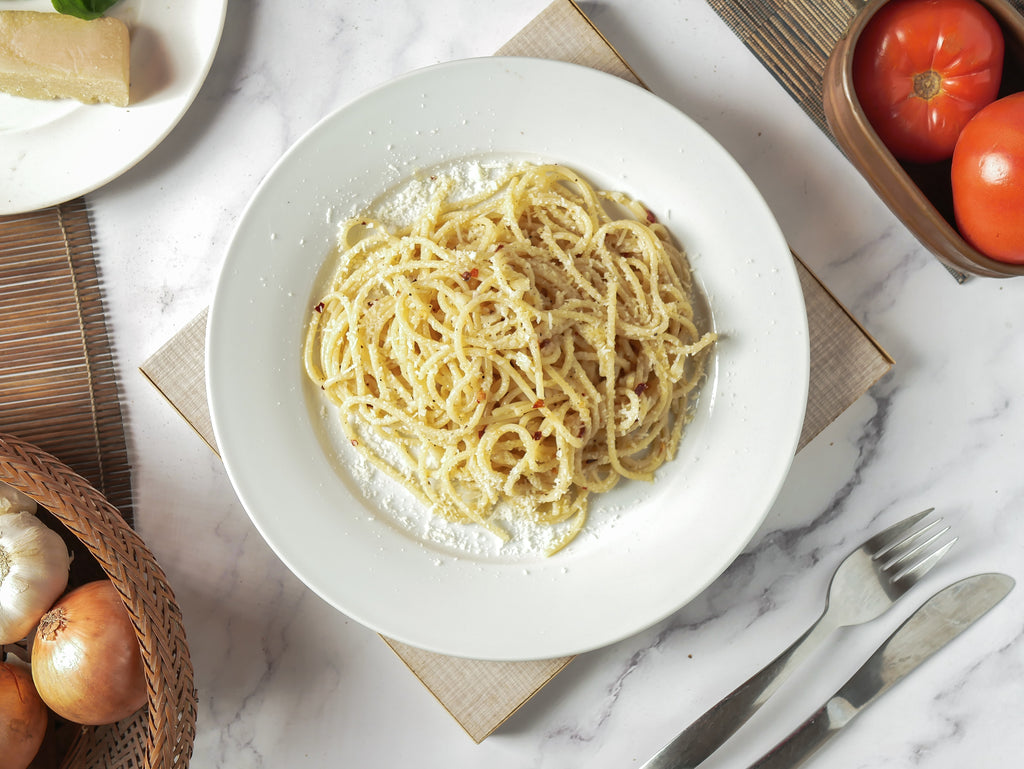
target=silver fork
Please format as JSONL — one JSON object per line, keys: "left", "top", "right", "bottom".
{"left": 641, "top": 508, "right": 957, "bottom": 769}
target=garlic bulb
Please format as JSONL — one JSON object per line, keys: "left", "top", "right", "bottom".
{"left": 0, "top": 481, "right": 37, "bottom": 516}
{"left": 0, "top": 512, "right": 72, "bottom": 644}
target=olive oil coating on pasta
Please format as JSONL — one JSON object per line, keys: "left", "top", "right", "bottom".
{"left": 304, "top": 164, "right": 715, "bottom": 554}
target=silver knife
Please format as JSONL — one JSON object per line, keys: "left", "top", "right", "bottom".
{"left": 745, "top": 572, "right": 1014, "bottom": 769}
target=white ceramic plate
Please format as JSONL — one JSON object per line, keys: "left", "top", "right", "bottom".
{"left": 208, "top": 58, "right": 809, "bottom": 661}
{"left": 0, "top": 0, "right": 227, "bottom": 214}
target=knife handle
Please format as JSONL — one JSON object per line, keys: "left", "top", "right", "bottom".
{"left": 746, "top": 696, "right": 855, "bottom": 769}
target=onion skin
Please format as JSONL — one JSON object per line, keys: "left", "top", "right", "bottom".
{"left": 31, "top": 580, "right": 148, "bottom": 726}
{"left": 0, "top": 660, "right": 48, "bottom": 769}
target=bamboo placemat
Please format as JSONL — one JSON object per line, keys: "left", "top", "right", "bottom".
{"left": 141, "top": 0, "right": 893, "bottom": 742}
{"left": 0, "top": 198, "right": 133, "bottom": 522}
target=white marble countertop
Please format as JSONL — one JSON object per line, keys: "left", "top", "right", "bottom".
{"left": 81, "top": 0, "right": 1024, "bottom": 766}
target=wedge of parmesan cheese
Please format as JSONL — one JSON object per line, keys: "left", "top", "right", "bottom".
{"left": 0, "top": 10, "right": 130, "bottom": 107}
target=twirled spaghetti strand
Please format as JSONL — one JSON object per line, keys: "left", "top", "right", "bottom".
{"left": 304, "top": 164, "right": 715, "bottom": 554}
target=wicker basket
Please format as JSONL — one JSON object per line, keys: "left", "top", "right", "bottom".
{"left": 0, "top": 432, "right": 197, "bottom": 769}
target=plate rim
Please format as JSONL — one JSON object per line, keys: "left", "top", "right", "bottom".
{"left": 207, "top": 56, "right": 810, "bottom": 660}
{"left": 0, "top": 0, "right": 228, "bottom": 214}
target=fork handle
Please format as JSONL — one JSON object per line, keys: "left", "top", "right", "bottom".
{"left": 640, "top": 611, "right": 838, "bottom": 769}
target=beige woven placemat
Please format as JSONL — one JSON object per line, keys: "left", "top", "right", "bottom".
{"left": 0, "top": 198, "right": 133, "bottom": 522}
{"left": 141, "top": 0, "right": 893, "bottom": 742}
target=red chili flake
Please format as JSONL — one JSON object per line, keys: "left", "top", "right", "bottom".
{"left": 645, "top": 209, "right": 657, "bottom": 223}
{"left": 533, "top": 431, "right": 542, "bottom": 440}
{"left": 470, "top": 268, "right": 479, "bottom": 278}
{"left": 476, "top": 389, "right": 487, "bottom": 403}
{"left": 313, "top": 301, "right": 325, "bottom": 313}
{"left": 350, "top": 439, "right": 359, "bottom": 446}
{"left": 634, "top": 382, "right": 649, "bottom": 395}
{"left": 533, "top": 399, "right": 545, "bottom": 409}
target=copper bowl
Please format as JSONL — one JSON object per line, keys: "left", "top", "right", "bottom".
{"left": 824, "top": 0, "right": 1024, "bottom": 279}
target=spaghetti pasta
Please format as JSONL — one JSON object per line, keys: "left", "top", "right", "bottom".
{"left": 303, "top": 163, "right": 715, "bottom": 554}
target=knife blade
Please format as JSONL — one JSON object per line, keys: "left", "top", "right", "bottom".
{"left": 745, "top": 572, "right": 1014, "bottom": 769}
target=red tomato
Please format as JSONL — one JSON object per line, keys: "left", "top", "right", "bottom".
{"left": 951, "top": 92, "right": 1024, "bottom": 264}
{"left": 853, "top": 0, "right": 1004, "bottom": 164}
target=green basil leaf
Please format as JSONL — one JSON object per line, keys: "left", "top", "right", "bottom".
{"left": 50, "top": 0, "right": 122, "bottom": 21}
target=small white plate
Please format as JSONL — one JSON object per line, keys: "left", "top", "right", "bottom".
{"left": 0, "top": 0, "right": 227, "bottom": 214}
{"left": 208, "top": 57, "right": 809, "bottom": 661}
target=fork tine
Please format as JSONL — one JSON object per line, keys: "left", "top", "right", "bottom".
{"left": 890, "top": 537, "right": 957, "bottom": 584}
{"left": 879, "top": 522, "right": 953, "bottom": 571}
{"left": 864, "top": 508, "right": 935, "bottom": 554}
{"left": 875, "top": 519, "right": 947, "bottom": 566}
{"left": 864, "top": 508, "right": 956, "bottom": 588}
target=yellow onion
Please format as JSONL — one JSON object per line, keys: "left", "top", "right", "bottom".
{"left": 0, "top": 659, "right": 48, "bottom": 769}
{"left": 31, "top": 580, "right": 148, "bottom": 725}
